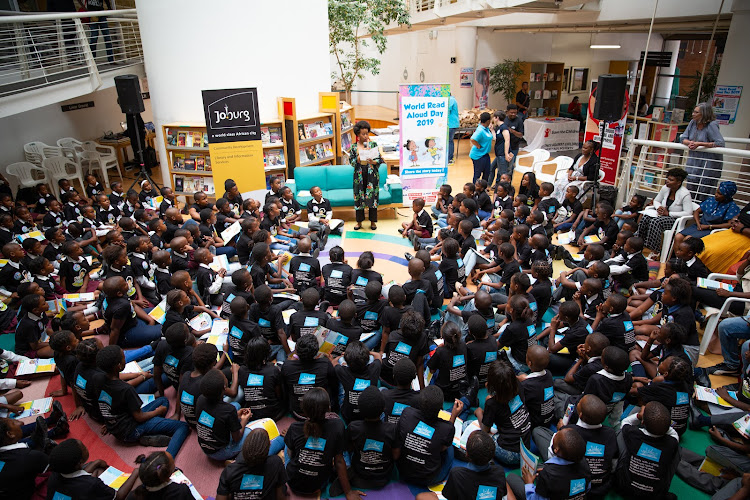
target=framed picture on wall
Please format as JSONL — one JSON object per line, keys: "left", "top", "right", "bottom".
{"left": 570, "top": 67, "right": 590, "bottom": 93}
{"left": 563, "top": 68, "right": 570, "bottom": 94}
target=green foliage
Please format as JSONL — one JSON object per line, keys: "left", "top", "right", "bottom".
{"left": 329, "top": 0, "right": 410, "bottom": 92}
{"left": 686, "top": 63, "right": 721, "bottom": 107}
{"left": 489, "top": 59, "right": 524, "bottom": 105}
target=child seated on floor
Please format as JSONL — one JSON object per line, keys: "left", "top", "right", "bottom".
{"left": 556, "top": 332, "right": 610, "bottom": 397}
{"left": 527, "top": 209, "right": 547, "bottom": 238}
{"left": 193, "top": 247, "right": 228, "bottom": 306}
{"left": 577, "top": 202, "right": 619, "bottom": 252}
{"left": 633, "top": 355, "right": 692, "bottom": 436}
{"left": 543, "top": 301, "right": 592, "bottom": 376}
{"left": 49, "top": 331, "right": 83, "bottom": 416}
{"left": 353, "top": 281, "right": 387, "bottom": 348}
{"left": 280, "top": 333, "right": 337, "bottom": 419}
{"left": 322, "top": 245, "right": 352, "bottom": 306}
{"left": 59, "top": 241, "right": 94, "bottom": 293}
{"left": 427, "top": 322, "right": 471, "bottom": 404}
{"left": 288, "top": 288, "right": 328, "bottom": 341}
{"left": 497, "top": 295, "right": 536, "bottom": 375}
{"left": 675, "top": 236, "right": 710, "bottom": 284}
{"left": 237, "top": 336, "right": 284, "bottom": 421}
{"left": 592, "top": 292, "right": 635, "bottom": 353}
{"left": 103, "top": 244, "right": 148, "bottom": 308}
{"left": 15, "top": 293, "right": 53, "bottom": 358}
{"left": 174, "top": 342, "right": 221, "bottom": 426}
{"left": 475, "top": 242, "right": 519, "bottom": 300}
{"left": 446, "top": 289, "right": 497, "bottom": 339}
{"left": 565, "top": 346, "right": 632, "bottom": 422}
{"left": 616, "top": 401, "right": 680, "bottom": 498}
{"left": 153, "top": 323, "right": 196, "bottom": 397}
{"left": 289, "top": 237, "right": 322, "bottom": 294}
{"left": 465, "top": 314, "right": 499, "bottom": 385}
{"left": 225, "top": 296, "right": 260, "bottom": 363}
{"left": 130, "top": 451, "right": 194, "bottom": 500}
{"left": 575, "top": 277, "right": 605, "bottom": 323}
{"left": 249, "top": 285, "right": 291, "bottom": 362}
{"left": 380, "top": 309, "right": 429, "bottom": 389}
{"left": 432, "top": 183, "right": 453, "bottom": 221}
{"left": 519, "top": 344, "right": 555, "bottom": 429}
{"left": 378, "top": 285, "right": 412, "bottom": 352}
{"left": 605, "top": 235, "right": 649, "bottom": 290}
{"left": 326, "top": 299, "right": 364, "bottom": 356}
{"left": 438, "top": 238, "right": 466, "bottom": 298}
{"left": 334, "top": 340, "right": 381, "bottom": 424}
{"left": 401, "top": 197, "right": 433, "bottom": 241}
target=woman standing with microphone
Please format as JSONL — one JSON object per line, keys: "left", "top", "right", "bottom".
{"left": 348, "top": 120, "right": 382, "bottom": 230}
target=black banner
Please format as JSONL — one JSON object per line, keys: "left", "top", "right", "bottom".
{"left": 201, "top": 88, "right": 261, "bottom": 144}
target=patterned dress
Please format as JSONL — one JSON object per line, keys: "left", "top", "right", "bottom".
{"left": 349, "top": 142, "right": 381, "bottom": 212}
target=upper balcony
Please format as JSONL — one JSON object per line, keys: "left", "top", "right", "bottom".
{"left": 0, "top": 8, "right": 144, "bottom": 118}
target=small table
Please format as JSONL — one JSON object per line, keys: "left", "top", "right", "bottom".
{"left": 453, "top": 127, "right": 475, "bottom": 157}
{"left": 523, "top": 117, "right": 580, "bottom": 152}
{"left": 97, "top": 131, "right": 156, "bottom": 168}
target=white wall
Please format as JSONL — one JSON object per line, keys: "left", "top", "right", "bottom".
{"left": 0, "top": 86, "right": 153, "bottom": 168}
{"left": 136, "top": 0, "right": 331, "bottom": 186}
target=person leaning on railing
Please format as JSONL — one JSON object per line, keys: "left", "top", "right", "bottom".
{"left": 681, "top": 102, "right": 726, "bottom": 202}
{"left": 699, "top": 201, "right": 750, "bottom": 274}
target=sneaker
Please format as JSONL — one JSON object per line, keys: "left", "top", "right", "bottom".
{"left": 563, "top": 258, "right": 578, "bottom": 269}
{"left": 404, "top": 252, "right": 413, "bottom": 261}
{"left": 398, "top": 228, "right": 405, "bottom": 235}
{"left": 312, "top": 248, "right": 320, "bottom": 259}
{"left": 706, "top": 362, "right": 740, "bottom": 377}
{"left": 139, "top": 435, "right": 171, "bottom": 447}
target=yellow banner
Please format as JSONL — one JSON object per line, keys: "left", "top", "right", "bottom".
{"left": 207, "top": 140, "right": 265, "bottom": 192}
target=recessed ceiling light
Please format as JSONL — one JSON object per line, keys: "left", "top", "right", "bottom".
{"left": 590, "top": 44, "right": 621, "bottom": 49}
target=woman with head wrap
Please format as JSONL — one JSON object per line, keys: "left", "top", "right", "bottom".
{"left": 672, "top": 180, "right": 740, "bottom": 253}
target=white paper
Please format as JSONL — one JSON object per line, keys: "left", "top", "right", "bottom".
{"left": 220, "top": 220, "right": 242, "bottom": 242}
{"left": 189, "top": 312, "right": 212, "bottom": 331}
{"left": 210, "top": 319, "right": 229, "bottom": 336}
{"left": 122, "top": 361, "right": 144, "bottom": 374}
{"left": 358, "top": 147, "right": 380, "bottom": 162}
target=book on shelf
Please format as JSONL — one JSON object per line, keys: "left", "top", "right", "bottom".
{"left": 166, "top": 129, "right": 177, "bottom": 146}
{"left": 297, "top": 123, "right": 307, "bottom": 141}
{"left": 537, "top": 73, "right": 542, "bottom": 81}
{"left": 551, "top": 89, "right": 559, "bottom": 99}
{"left": 183, "top": 159, "right": 196, "bottom": 171}
{"left": 298, "top": 147, "right": 309, "bottom": 163}
{"left": 202, "top": 177, "right": 215, "bottom": 194}
{"left": 323, "top": 141, "right": 334, "bottom": 158}
{"left": 323, "top": 122, "right": 333, "bottom": 136}
{"left": 548, "top": 72, "right": 555, "bottom": 80}
{"left": 205, "top": 156, "right": 211, "bottom": 171}
{"left": 269, "top": 126, "right": 282, "bottom": 144}
{"left": 534, "top": 90, "right": 542, "bottom": 99}
{"left": 172, "top": 152, "right": 185, "bottom": 169}
{"left": 543, "top": 73, "right": 548, "bottom": 81}
{"left": 315, "top": 143, "right": 325, "bottom": 159}
{"left": 530, "top": 72, "right": 536, "bottom": 81}
{"left": 177, "top": 132, "right": 186, "bottom": 147}
{"left": 261, "top": 126, "right": 270, "bottom": 144}
{"left": 202, "top": 132, "right": 208, "bottom": 147}
{"left": 192, "top": 131, "right": 202, "bottom": 147}
{"left": 195, "top": 157, "right": 205, "bottom": 171}
{"left": 264, "top": 149, "right": 285, "bottom": 167}
{"left": 341, "top": 112, "right": 351, "bottom": 128}
{"left": 543, "top": 89, "right": 551, "bottom": 99}
{"left": 341, "top": 132, "right": 352, "bottom": 150}
{"left": 185, "top": 132, "right": 193, "bottom": 148}
{"left": 174, "top": 177, "right": 184, "bottom": 193}
{"left": 305, "top": 123, "right": 317, "bottom": 138}
{"left": 556, "top": 74, "right": 562, "bottom": 81}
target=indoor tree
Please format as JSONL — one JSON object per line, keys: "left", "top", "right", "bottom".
{"left": 329, "top": 0, "right": 410, "bottom": 101}
{"left": 489, "top": 59, "right": 524, "bottom": 107}
{"left": 686, "top": 62, "right": 720, "bottom": 107}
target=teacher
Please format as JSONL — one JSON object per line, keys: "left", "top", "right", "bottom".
{"left": 637, "top": 167, "right": 693, "bottom": 256}
{"left": 699, "top": 201, "right": 750, "bottom": 274}
{"left": 348, "top": 120, "right": 381, "bottom": 230}
{"left": 469, "top": 111, "right": 493, "bottom": 183}
{"left": 681, "top": 102, "right": 726, "bottom": 202}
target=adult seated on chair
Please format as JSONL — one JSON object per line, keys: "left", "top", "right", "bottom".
{"left": 693, "top": 201, "right": 750, "bottom": 275}
{"left": 553, "top": 140, "right": 598, "bottom": 202}
{"left": 673, "top": 181, "right": 740, "bottom": 253}
{"left": 636, "top": 167, "right": 693, "bottom": 258}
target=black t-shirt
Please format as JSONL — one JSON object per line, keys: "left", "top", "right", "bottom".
{"left": 356, "top": 298, "right": 388, "bottom": 333}
{"left": 415, "top": 209, "right": 434, "bottom": 236}
{"left": 423, "top": 263, "right": 445, "bottom": 309}
{"left": 500, "top": 260, "right": 520, "bottom": 291}
{"left": 73, "top": 364, "right": 107, "bottom": 421}
{"left": 153, "top": 341, "right": 193, "bottom": 387}
{"left": 439, "top": 257, "right": 464, "bottom": 297}
{"left": 325, "top": 319, "right": 363, "bottom": 357}
{"left": 638, "top": 380, "right": 690, "bottom": 435}
{"left": 259, "top": 215, "right": 280, "bottom": 237}
{"left": 238, "top": 364, "right": 283, "bottom": 420}
{"left": 473, "top": 192, "right": 493, "bottom": 214}
{"left": 236, "top": 233, "right": 253, "bottom": 266}
{"left": 347, "top": 419, "right": 397, "bottom": 486}
{"left": 504, "top": 116, "right": 524, "bottom": 150}
{"left": 593, "top": 219, "right": 619, "bottom": 250}
{"left": 466, "top": 336, "right": 498, "bottom": 384}
{"left": 530, "top": 279, "right": 553, "bottom": 324}
{"left": 573, "top": 358, "right": 603, "bottom": 391}
{"left": 558, "top": 320, "right": 593, "bottom": 352}
{"left": 307, "top": 197, "right": 332, "bottom": 219}
{"left": 0, "top": 445, "right": 49, "bottom": 499}
{"left": 250, "top": 263, "right": 270, "bottom": 289}
{"left": 396, "top": 407, "right": 455, "bottom": 481}
{"left": 14, "top": 313, "right": 46, "bottom": 354}
{"left": 536, "top": 460, "right": 592, "bottom": 500}
{"left": 379, "top": 305, "right": 411, "bottom": 333}
{"left": 289, "top": 255, "right": 321, "bottom": 292}
{"left": 97, "top": 378, "right": 142, "bottom": 440}
{"left": 427, "top": 343, "right": 468, "bottom": 400}
{"left": 686, "top": 257, "right": 710, "bottom": 284}
{"left": 538, "top": 197, "right": 561, "bottom": 222}
{"left": 383, "top": 387, "right": 421, "bottom": 425}
{"left": 498, "top": 318, "right": 536, "bottom": 364}
{"left": 583, "top": 371, "right": 633, "bottom": 413}
{"left": 105, "top": 265, "right": 137, "bottom": 299}
{"left": 130, "top": 482, "right": 193, "bottom": 500}
{"left": 280, "top": 358, "right": 336, "bottom": 416}
{"left": 43, "top": 242, "right": 64, "bottom": 264}
{"left": 442, "top": 463, "right": 508, "bottom": 500}
{"left": 335, "top": 361, "right": 382, "bottom": 422}
{"left": 563, "top": 198, "right": 583, "bottom": 218}
{"left": 43, "top": 210, "right": 64, "bottom": 228}
{"left": 249, "top": 303, "right": 284, "bottom": 344}
{"left": 288, "top": 310, "right": 328, "bottom": 341}
{"left": 482, "top": 389, "right": 531, "bottom": 451}
{"left": 54, "top": 351, "right": 78, "bottom": 387}
{"left": 0, "top": 261, "right": 29, "bottom": 293}
{"left": 322, "top": 262, "right": 353, "bottom": 304}
{"left": 618, "top": 423, "right": 680, "bottom": 497}
{"left": 661, "top": 304, "right": 699, "bottom": 346}
{"left": 350, "top": 269, "right": 383, "bottom": 306}
{"left": 163, "top": 305, "right": 193, "bottom": 335}
{"left": 228, "top": 316, "right": 262, "bottom": 361}
{"left": 402, "top": 278, "right": 434, "bottom": 307}
{"left": 195, "top": 397, "right": 241, "bottom": 455}
{"left": 217, "top": 454, "right": 287, "bottom": 500}
{"left": 103, "top": 296, "right": 137, "bottom": 344}
{"left": 520, "top": 370, "right": 555, "bottom": 428}
{"left": 463, "top": 307, "right": 498, "bottom": 340}
{"left": 59, "top": 256, "right": 93, "bottom": 292}
{"left": 563, "top": 423, "right": 618, "bottom": 497}
{"left": 595, "top": 312, "right": 635, "bottom": 352}
{"left": 178, "top": 371, "right": 204, "bottom": 426}
{"left": 380, "top": 330, "right": 429, "bottom": 385}
{"left": 169, "top": 252, "right": 190, "bottom": 274}
{"left": 47, "top": 470, "right": 116, "bottom": 500}
{"left": 195, "top": 265, "right": 218, "bottom": 300}
{"left": 582, "top": 294, "right": 604, "bottom": 321}
{"left": 494, "top": 194, "right": 513, "bottom": 213}
{"left": 284, "top": 418, "right": 346, "bottom": 494}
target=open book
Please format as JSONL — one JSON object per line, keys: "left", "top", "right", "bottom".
{"left": 358, "top": 146, "right": 380, "bottom": 162}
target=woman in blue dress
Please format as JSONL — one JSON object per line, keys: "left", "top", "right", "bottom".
{"left": 673, "top": 180, "right": 740, "bottom": 252}
{"left": 681, "top": 102, "right": 726, "bottom": 202}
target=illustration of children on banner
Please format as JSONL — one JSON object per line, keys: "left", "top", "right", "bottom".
{"left": 404, "top": 139, "right": 419, "bottom": 166}
{"left": 423, "top": 137, "right": 443, "bottom": 164}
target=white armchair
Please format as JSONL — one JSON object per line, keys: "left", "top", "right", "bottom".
{"left": 535, "top": 156, "right": 573, "bottom": 185}
{"left": 699, "top": 272, "right": 750, "bottom": 355}
{"left": 659, "top": 202, "right": 701, "bottom": 263}
{"left": 6, "top": 162, "right": 49, "bottom": 189}
{"left": 42, "top": 156, "right": 86, "bottom": 195}
{"left": 82, "top": 141, "right": 122, "bottom": 188}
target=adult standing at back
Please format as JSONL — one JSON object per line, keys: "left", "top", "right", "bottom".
{"left": 447, "top": 93, "right": 460, "bottom": 165}
{"left": 489, "top": 110, "right": 513, "bottom": 187}
{"left": 505, "top": 104, "right": 524, "bottom": 177}
{"left": 348, "top": 120, "right": 382, "bottom": 231}
{"left": 469, "top": 112, "right": 493, "bottom": 183}
{"left": 516, "top": 82, "right": 530, "bottom": 121}
{"left": 681, "top": 102, "right": 726, "bottom": 202}
{"left": 86, "top": 0, "right": 114, "bottom": 63}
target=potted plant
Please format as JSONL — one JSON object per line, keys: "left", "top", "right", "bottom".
{"left": 489, "top": 59, "right": 524, "bottom": 106}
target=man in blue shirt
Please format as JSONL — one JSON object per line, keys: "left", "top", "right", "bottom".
{"left": 469, "top": 112, "right": 493, "bottom": 183}
{"left": 448, "top": 94, "right": 460, "bottom": 164}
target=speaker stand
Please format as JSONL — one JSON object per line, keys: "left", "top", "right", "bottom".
{"left": 126, "top": 113, "right": 161, "bottom": 193}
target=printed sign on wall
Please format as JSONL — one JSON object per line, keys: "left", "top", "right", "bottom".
{"left": 201, "top": 88, "right": 265, "bottom": 192}
{"left": 398, "top": 84, "right": 450, "bottom": 202}
{"left": 713, "top": 85, "right": 742, "bottom": 125}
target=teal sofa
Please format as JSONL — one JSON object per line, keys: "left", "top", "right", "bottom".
{"left": 559, "top": 102, "right": 588, "bottom": 119}
{"left": 289, "top": 164, "right": 402, "bottom": 208}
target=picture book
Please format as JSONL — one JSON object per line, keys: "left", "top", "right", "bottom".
{"left": 202, "top": 132, "right": 209, "bottom": 147}
{"left": 177, "top": 132, "right": 186, "bottom": 147}
{"left": 63, "top": 292, "right": 96, "bottom": 303}
{"left": 246, "top": 417, "right": 281, "bottom": 440}
{"left": 520, "top": 437, "right": 539, "bottom": 479}
{"left": 205, "top": 156, "right": 212, "bottom": 171}
{"left": 14, "top": 397, "right": 53, "bottom": 419}
{"left": 548, "top": 72, "right": 555, "bottom": 80}
{"left": 261, "top": 126, "right": 270, "bottom": 144}
{"left": 174, "top": 177, "right": 184, "bottom": 193}
{"left": 306, "top": 146, "right": 317, "bottom": 161}
{"left": 323, "top": 122, "right": 333, "bottom": 136}
{"left": 189, "top": 312, "right": 213, "bottom": 331}
{"left": 98, "top": 467, "right": 131, "bottom": 490}
{"left": 298, "top": 147, "right": 309, "bottom": 163}
{"left": 551, "top": 90, "right": 559, "bottom": 99}
{"left": 209, "top": 254, "right": 229, "bottom": 273}
{"left": 17, "top": 231, "right": 45, "bottom": 244}
{"left": 202, "top": 177, "right": 215, "bottom": 194}
{"left": 298, "top": 124, "right": 307, "bottom": 141}
{"left": 185, "top": 132, "right": 193, "bottom": 148}
{"left": 315, "top": 144, "right": 325, "bottom": 159}
{"left": 192, "top": 131, "right": 202, "bottom": 147}
{"left": 269, "top": 127, "right": 282, "bottom": 144}
{"left": 265, "top": 149, "right": 285, "bottom": 167}
{"left": 221, "top": 220, "right": 242, "bottom": 242}
{"left": 183, "top": 159, "right": 196, "bottom": 171}
{"left": 15, "top": 358, "right": 56, "bottom": 376}
{"left": 341, "top": 133, "right": 352, "bottom": 150}
{"left": 316, "top": 121, "right": 327, "bottom": 136}
{"left": 307, "top": 123, "right": 318, "bottom": 139}
{"left": 583, "top": 235, "right": 601, "bottom": 244}
{"left": 341, "top": 112, "right": 351, "bottom": 128}
{"left": 697, "top": 277, "right": 734, "bottom": 292}
{"left": 543, "top": 90, "right": 551, "bottom": 99}
{"left": 734, "top": 414, "right": 750, "bottom": 439}
{"left": 201, "top": 332, "right": 227, "bottom": 351}
{"left": 139, "top": 394, "right": 155, "bottom": 408}
{"left": 273, "top": 292, "right": 300, "bottom": 301}
{"left": 211, "top": 320, "right": 229, "bottom": 336}
{"left": 172, "top": 152, "right": 185, "bottom": 169}
{"left": 694, "top": 385, "right": 737, "bottom": 407}
{"left": 166, "top": 129, "right": 177, "bottom": 146}
{"left": 534, "top": 90, "right": 542, "bottom": 99}
{"left": 148, "top": 298, "right": 167, "bottom": 324}
{"left": 323, "top": 141, "right": 334, "bottom": 158}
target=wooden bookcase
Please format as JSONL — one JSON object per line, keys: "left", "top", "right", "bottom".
{"left": 516, "top": 61, "right": 565, "bottom": 118}
{"left": 319, "top": 91, "right": 355, "bottom": 163}
{"left": 162, "top": 118, "right": 287, "bottom": 198}
{"left": 278, "top": 97, "right": 337, "bottom": 176}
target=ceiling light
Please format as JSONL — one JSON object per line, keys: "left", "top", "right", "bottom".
{"left": 590, "top": 44, "right": 621, "bottom": 49}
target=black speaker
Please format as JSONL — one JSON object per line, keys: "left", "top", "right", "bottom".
{"left": 114, "top": 75, "right": 145, "bottom": 114}
{"left": 593, "top": 74, "right": 627, "bottom": 122}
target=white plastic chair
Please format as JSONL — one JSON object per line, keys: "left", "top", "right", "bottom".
{"left": 514, "top": 149, "right": 550, "bottom": 178}
{"left": 534, "top": 156, "right": 573, "bottom": 185}
{"left": 659, "top": 202, "right": 701, "bottom": 263}
{"left": 6, "top": 162, "right": 49, "bottom": 189}
{"left": 82, "top": 141, "right": 122, "bottom": 188}
{"left": 576, "top": 169, "right": 606, "bottom": 202}
{"left": 23, "top": 141, "right": 51, "bottom": 167}
{"left": 42, "top": 156, "right": 86, "bottom": 194}
{"left": 699, "top": 272, "right": 750, "bottom": 355}
{"left": 57, "top": 137, "right": 84, "bottom": 156}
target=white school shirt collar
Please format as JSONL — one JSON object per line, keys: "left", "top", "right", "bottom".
{"left": 298, "top": 252, "right": 312, "bottom": 257}
{"left": 162, "top": 198, "right": 172, "bottom": 206}
{"left": 68, "top": 255, "right": 83, "bottom": 263}
{"left": 156, "top": 267, "right": 169, "bottom": 273}
{"left": 576, "top": 420, "right": 602, "bottom": 430}
{"left": 60, "top": 470, "right": 91, "bottom": 479}
{"left": 596, "top": 368, "right": 625, "bottom": 381}
{"left": 609, "top": 312, "right": 622, "bottom": 318}
{"left": 174, "top": 252, "right": 187, "bottom": 258}
{"left": 0, "top": 227, "right": 10, "bottom": 233}
{"left": 67, "top": 201, "right": 77, "bottom": 207}
{"left": 35, "top": 275, "right": 49, "bottom": 282}
{"left": 686, "top": 256, "right": 696, "bottom": 267}
{"left": 0, "top": 442, "right": 28, "bottom": 451}
{"left": 199, "top": 263, "right": 211, "bottom": 270}
{"left": 500, "top": 195, "right": 510, "bottom": 202}
{"left": 587, "top": 356, "right": 601, "bottom": 364}
{"left": 526, "top": 369, "right": 547, "bottom": 378}
{"left": 28, "top": 312, "right": 42, "bottom": 321}
{"left": 541, "top": 195, "right": 553, "bottom": 201}
{"left": 417, "top": 209, "right": 426, "bottom": 218}
{"left": 7, "top": 260, "right": 19, "bottom": 269}
{"left": 531, "top": 223, "right": 542, "bottom": 230}
{"left": 83, "top": 217, "right": 97, "bottom": 225}
{"left": 131, "top": 252, "right": 146, "bottom": 260}
{"left": 586, "top": 294, "right": 598, "bottom": 305}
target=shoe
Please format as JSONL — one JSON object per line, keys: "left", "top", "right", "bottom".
{"left": 321, "top": 231, "right": 329, "bottom": 250}
{"left": 431, "top": 213, "right": 438, "bottom": 220}
{"left": 353, "top": 223, "right": 362, "bottom": 231}
{"left": 563, "top": 258, "right": 577, "bottom": 269}
{"left": 50, "top": 400, "right": 66, "bottom": 423}
{"left": 689, "top": 399, "right": 705, "bottom": 429}
{"left": 370, "top": 223, "right": 377, "bottom": 230}
{"left": 466, "top": 375, "right": 480, "bottom": 407}
{"left": 398, "top": 228, "right": 404, "bottom": 234}
{"left": 707, "top": 362, "right": 740, "bottom": 377}
{"left": 312, "top": 248, "right": 320, "bottom": 259}
{"left": 425, "top": 245, "right": 435, "bottom": 251}
{"left": 404, "top": 252, "right": 413, "bottom": 261}
{"left": 139, "top": 435, "right": 171, "bottom": 447}
{"left": 51, "top": 416, "right": 70, "bottom": 438}
{"left": 695, "top": 367, "right": 711, "bottom": 388}
{"left": 31, "top": 416, "right": 50, "bottom": 451}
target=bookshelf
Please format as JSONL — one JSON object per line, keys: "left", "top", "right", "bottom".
{"left": 516, "top": 62, "right": 565, "bottom": 118}
{"left": 278, "top": 97, "right": 337, "bottom": 176}
{"left": 162, "top": 118, "right": 287, "bottom": 197}
{"left": 319, "top": 92, "right": 355, "bottom": 164}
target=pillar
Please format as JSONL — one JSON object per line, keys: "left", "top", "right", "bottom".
{"left": 714, "top": 4, "right": 750, "bottom": 139}
{"left": 454, "top": 26, "right": 478, "bottom": 111}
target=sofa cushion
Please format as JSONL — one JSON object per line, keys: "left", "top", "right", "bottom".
{"left": 326, "top": 166, "right": 355, "bottom": 190}
{"left": 293, "top": 166, "right": 321, "bottom": 192}
{"left": 327, "top": 189, "right": 354, "bottom": 207}
{"left": 379, "top": 189, "right": 393, "bottom": 205}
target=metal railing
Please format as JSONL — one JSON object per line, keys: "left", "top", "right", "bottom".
{"left": 0, "top": 9, "right": 141, "bottom": 98}
{"left": 623, "top": 138, "right": 750, "bottom": 208}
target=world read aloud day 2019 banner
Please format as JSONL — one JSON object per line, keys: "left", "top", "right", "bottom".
{"left": 398, "top": 84, "right": 450, "bottom": 203}
{"left": 202, "top": 87, "right": 265, "bottom": 192}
